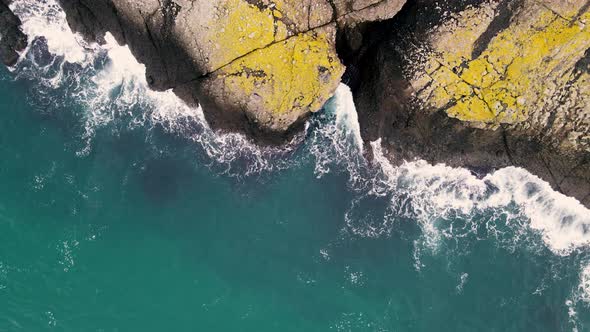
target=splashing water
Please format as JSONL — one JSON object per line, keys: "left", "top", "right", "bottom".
{"left": 330, "top": 84, "right": 364, "bottom": 154}
{"left": 578, "top": 264, "right": 590, "bottom": 303}
{"left": 308, "top": 84, "right": 367, "bottom": 184}
{"left": 10, "top": 0, "right": 90, "bottom": 64}
{"left": 364, "top": 142, "right": 590, "bottom": 256}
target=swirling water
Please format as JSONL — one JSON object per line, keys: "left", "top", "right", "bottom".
{"left": 1, "top": 1, "right": 590, "bottom": 331}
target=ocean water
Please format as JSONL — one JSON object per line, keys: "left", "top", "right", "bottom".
{"left": 1, "top": 1, "right": 590, "bottom": 331}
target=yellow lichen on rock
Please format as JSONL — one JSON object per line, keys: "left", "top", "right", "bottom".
{"left": 415, "top": 1, "right": 590, "bottom": 125}
{"left": 217, "top": 28, "right": 344, "bottom": 127}
{"left": 203, "top": 0, "right": 335, "bottom": 72}
{"left": 205, "top": 0, "right": 283, "bottom": 71}
{"left": 193, "top": 0, "right": 349, "bottom": 131}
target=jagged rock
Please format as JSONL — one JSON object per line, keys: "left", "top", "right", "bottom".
{"left": 410, "top": 0, "right": 590, "bottom": 152}
{"left": 0, "top": 0, "right": 27, "bottom": 66}
{"left": 351, "top": 0, "right": 590, "bottom": 207}
{"left": 57, "top": 0, "right": 405, "bottom": 141}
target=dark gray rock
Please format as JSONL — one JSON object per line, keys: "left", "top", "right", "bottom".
{"left": 0, "top": 0, "right": 27, "bottom": 66}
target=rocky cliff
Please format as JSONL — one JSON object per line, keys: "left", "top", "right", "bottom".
{"left": 56, "top": 0, "right": 406, "bottom": 142}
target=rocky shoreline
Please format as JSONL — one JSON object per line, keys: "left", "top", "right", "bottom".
{"left": 1, "top": 0, "right": 589, "bottom": 207}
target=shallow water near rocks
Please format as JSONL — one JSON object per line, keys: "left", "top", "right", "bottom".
{"left": 1, "top": 1, "right": 590, "bottom": 331}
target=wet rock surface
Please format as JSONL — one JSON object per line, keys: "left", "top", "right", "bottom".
{"left": 0, "top": 0, "right": 27, "bottom": 66}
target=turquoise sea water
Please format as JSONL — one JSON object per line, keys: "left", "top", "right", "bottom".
{"left": 2, "top": 1, "right": 590, "bottom": 331}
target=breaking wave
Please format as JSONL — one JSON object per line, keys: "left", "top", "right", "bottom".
{"left": 6, "top": 0, "right": 590, "bottom": 327}
{"left": 365, "top": 143, "right": 590, "bottom": 256}
{"left": 308, "top": 83, "right": 365, "bottom": 181}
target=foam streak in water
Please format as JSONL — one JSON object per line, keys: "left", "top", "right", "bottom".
{"left": 369, "top": 141, "right": 590, "bottom": 255}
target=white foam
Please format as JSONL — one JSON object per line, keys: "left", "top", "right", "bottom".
{"left": 578, "top": 264, "right": 590, "bottom": 303}
{"left": 486, "top": 168, "right": 590, "bottom": 254}
{"left": 565, "top": 264, "right": 590, "bottom": 331}
{"left": 456, "top": 272, "right": 469, "bottom": 293}
{"left": 369, "top": 141, "right": 590, "bottom": 256}
{"left": 309, "top": 84, "right": 366, "bottom": 182}
{"left": 81, "top": 34, "right": 201, "bottom": 138}
{"left": 332, "top": 84, "right": 363, "bottom": 154}
{"left": 565, "top": 299, "right": 579, "bottom": 332}
{"left": 10, "top": 0, "right": 92, "bottom": 64}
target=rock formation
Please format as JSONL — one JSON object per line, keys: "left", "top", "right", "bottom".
{"left": 351, "top": 0, "right": 590, "bottom": 207}
{"left": 411, "top": 0, "right": 589, "bottom": 153}
{"left": 56, "top": 0, "right": 406, "bottom": 142}
{"left": 0, "top": 0, "right": 27, "bottom": 66}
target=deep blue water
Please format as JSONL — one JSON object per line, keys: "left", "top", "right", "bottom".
{"left": 1, "top": 1, "right": 590, "bottom": 331}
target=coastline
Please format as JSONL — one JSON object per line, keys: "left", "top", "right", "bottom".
{"left": 1, "top": 0, "right": 589, "bottom": 208}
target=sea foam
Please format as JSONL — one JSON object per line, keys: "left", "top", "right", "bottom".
{"left": 366, "top": 141, "right": 590, "bottom": 256}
